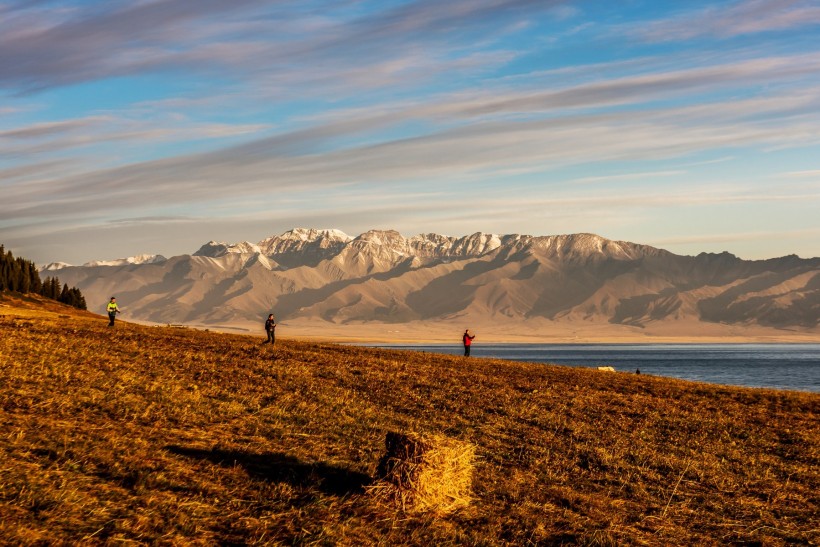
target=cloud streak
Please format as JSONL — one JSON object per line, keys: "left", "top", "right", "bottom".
{"left": 0, "top": 0, "right": 266, "bottom": 90}
{"left": 5, "top": 50, "right": 820, "bottom": 221}
{"left": 635, "top": 0, "right": 820, "bottom": 42}
{"left": 0, "top": 0, "right": 566, "bottom": 93}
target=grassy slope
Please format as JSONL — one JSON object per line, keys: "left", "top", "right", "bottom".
{"left": 1, "top": 293, "right": 818, "bottom": 545}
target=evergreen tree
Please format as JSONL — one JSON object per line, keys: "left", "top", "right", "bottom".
{"left": 0, "top": 246, "right": 7, "bottom": 291}
{"left": 42, "top": 276, "right": 61, "bottom": 300}
{"left": 1, "top": 244, "right": 87, "bottom": 310}
{"left": 19, "top": 266, "right": 31, "bottom": 294}
{"left": 68, "top": 287, "right": 87, "bottom": 310}
{"left": 59, "top": 283, "right": 70, "bottom": 304}
{"left": 51, "top": 277, "right": 61, "bottom": 300}
{"left": 28, "top": 262, "right": 42, "bottom": 294}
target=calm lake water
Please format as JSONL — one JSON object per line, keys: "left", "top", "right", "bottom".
{"left": 371, "top": 344, "right": 820, "bottom": 393}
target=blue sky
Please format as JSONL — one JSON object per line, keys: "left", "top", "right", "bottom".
{"left": 2, "top": 0, "right": 819, "bottom": 265}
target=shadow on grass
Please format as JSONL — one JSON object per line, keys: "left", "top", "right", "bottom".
{"left": 166, "top": 445, "right": 371, "bottom": 496}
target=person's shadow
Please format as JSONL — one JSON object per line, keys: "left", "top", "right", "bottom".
{"left": 166, "top": 445, "right": 371, "bottom": 496}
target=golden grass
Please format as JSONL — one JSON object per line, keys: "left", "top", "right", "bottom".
{"left": 1, "top": 292, "right": 818, "bottom": 545}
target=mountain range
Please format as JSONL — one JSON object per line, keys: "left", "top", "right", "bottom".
{"left": 43, "top": 228, "right": 820, "bottom": 341}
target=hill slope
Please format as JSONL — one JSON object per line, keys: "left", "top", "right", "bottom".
{"left": 44, "top": 229, "right": 820, "bottom": 339}
{"left": 1, "top": 295, "right": 818, "bottom": 544}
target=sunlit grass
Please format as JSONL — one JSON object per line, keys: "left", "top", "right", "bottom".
{"left": 1, "top": 292, "right": 817, "bottom": 544}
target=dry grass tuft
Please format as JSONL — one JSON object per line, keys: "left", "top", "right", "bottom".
{"left": 368, "top": 431, "right": 475, "bottom": 515}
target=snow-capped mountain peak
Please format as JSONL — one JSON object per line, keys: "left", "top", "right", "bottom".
{"left": 82, "top": 254, "right": 167, "bottom": 267}
{"left": 194, "top": 241, "right": 260, "bottom": 257}
{"left": 41, "top": 261, "right": 72, "bottom": 271}
{"left": 257, "top": 228, "right": 352, "bottom": 264}
{"left": 271, "top": 228, "right": 351, "bottom": 243}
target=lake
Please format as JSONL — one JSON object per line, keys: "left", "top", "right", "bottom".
{"left": 370, "top": 343, "right": 820, "bottom": 393}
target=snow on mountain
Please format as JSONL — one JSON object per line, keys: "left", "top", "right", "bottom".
{"left": 340, "top": 230, "right": 507, "bottom": 262}
{"left": 522, "top": 233, "right": 668, "bottom": 262}
{"left": 41, "top": 262, "right": 72, "bottom": 271}
{"left": 194, "top": 241, "right": 261, "bottom": 258}
{"left": 264, "top": 227, "right": 351, "bottom": 245}
{"left": 447, "top": 232, "right": 506, "bottom": 256}
{"left": 258, "top": 228, "right": 353, "bottom": 256}
{"left": 200, "top": 229, "right": 647, "bottom": 267}
{"left": 81, "top": 254, "right": 168, "bottom": 267}
{"left": 257, "top": 228, "right": 351, "bottom": 267}
{"left": 349, "top": 229, "right": 411, "bottom": 256}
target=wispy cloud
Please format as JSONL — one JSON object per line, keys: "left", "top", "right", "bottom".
{"left": 648, "top": 227, "right": 820, "bottom": 247}
{"left": 635, "top": 0, "right": 820, "bottom": 42}
{"left": 0, "top": 0, "right": 265, "bottom": 91}
{"left": 0, "top": 159, "right": 76, "bottom": 184}
{"left": 4, "top": 50, "right": 820, "bottom": 224}
{"left": 105, "top": 215, "right": 195, "bottom": 225}
{"left": 567, "top": 171, "right": 686, "bottom": 185}
{"left": 0, "top": 114, "right": 268, "bottom": 162}
{"left": 0, "top": 117, "right": 103, "bottom": 139}
{"left": 785, "top": 169, "right": 820, "bottom": 177}
{"left": 0, "top": 0, "right": 565, "bottom": 93}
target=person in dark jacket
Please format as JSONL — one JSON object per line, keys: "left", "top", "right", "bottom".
{"left": 264, "top": 314, "right": 276, "bottom": 345}
{"left": 462, "top": 329, "right": 475, "bottom": 356}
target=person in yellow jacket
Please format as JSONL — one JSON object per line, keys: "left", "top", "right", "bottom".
{"left": 107, "top": 297, "right": 120, "bottom": 327}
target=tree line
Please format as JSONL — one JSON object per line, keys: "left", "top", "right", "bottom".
{"left": 0, "top": 245, "right": 87, "bottom": 310}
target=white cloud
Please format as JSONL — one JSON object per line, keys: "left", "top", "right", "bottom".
{"left": 648, "top": 227, "right": 820, "bottom": 246}
{"left": 566, "top": 171, "right": 686, "bottom": 185}
{"left": 635, "top": 0, "right": 820, "bottom": 42}
{"left": 785, "top": 169, "right": 820, "bottom": 178}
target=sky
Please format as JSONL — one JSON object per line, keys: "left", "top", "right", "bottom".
{"left": 1, "top": 0, "right": 820, "bottom": 266}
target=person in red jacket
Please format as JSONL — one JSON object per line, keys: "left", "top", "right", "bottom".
{"left": 462, "top": 329, "right": 475, "bottom": 357}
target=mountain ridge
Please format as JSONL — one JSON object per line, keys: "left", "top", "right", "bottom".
{"left": 42, "top": 228, "right": 820, "bottom": 337}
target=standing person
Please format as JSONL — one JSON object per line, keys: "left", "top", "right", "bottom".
{"left": 264, "top": 314, "right": 277, "bottom": 345}
{"left": 462, "top": 329, "right": 475, "bottom": 357}
{"left": 107, "top": 297, "right": 120, "bottom": 327}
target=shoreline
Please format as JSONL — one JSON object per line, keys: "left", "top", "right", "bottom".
{"left": 127, "top": 317, "right": 820, "bottom": 345}
{"left": 355, "top": 340, "right": 820, "bottom": 346}
{"left": 270, "top": 327, "right": 820, "bottom": 346}
{"left": 350, "top": 340, "right": 820, "bottom": 394}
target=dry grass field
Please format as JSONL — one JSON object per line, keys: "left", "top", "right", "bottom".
{"left": 1, "top": 293, "right": 818, "bottom": 545}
